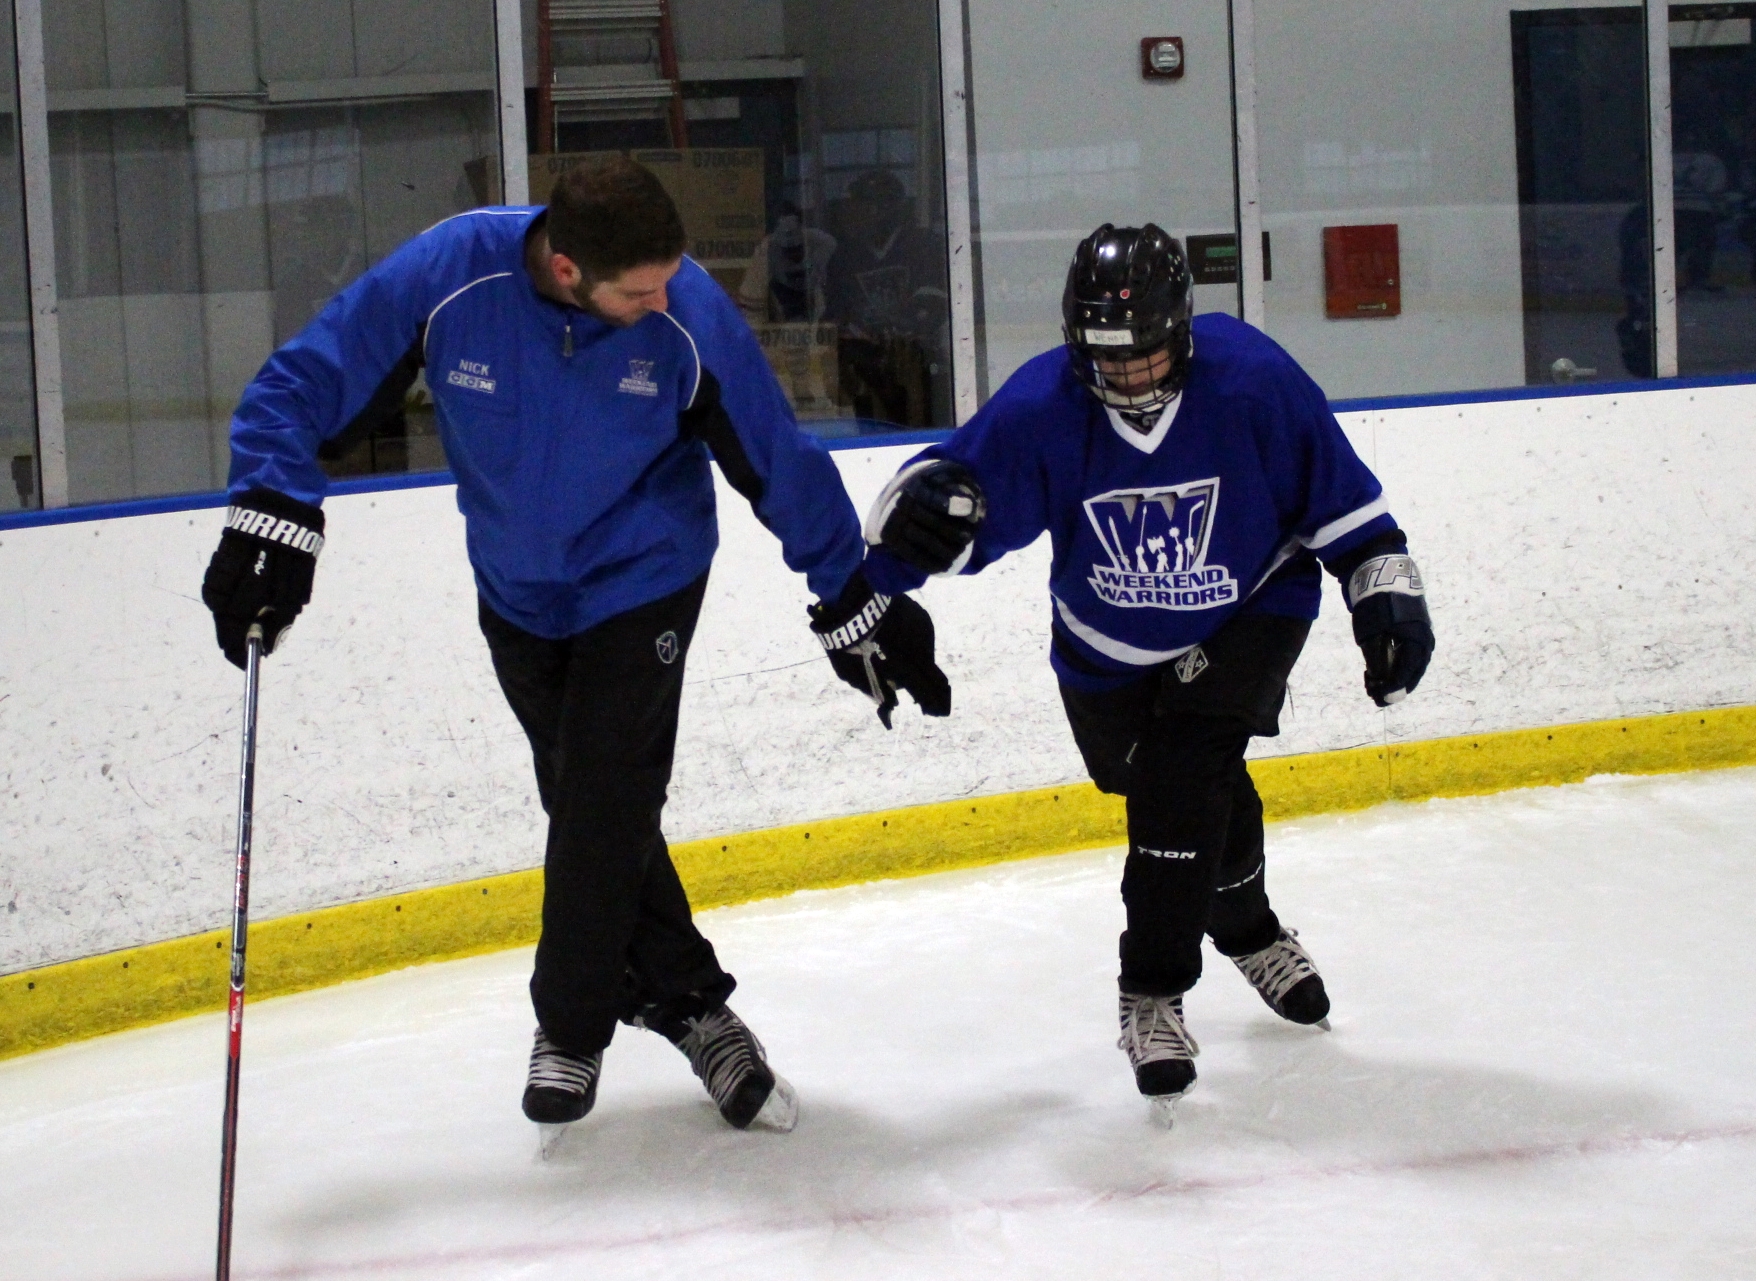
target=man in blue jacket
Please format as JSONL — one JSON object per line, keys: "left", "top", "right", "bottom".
{"left": 865, "top": 224, "right": 1434, "bottom": 1126}
{"left": 201, "top": 157, "right": 951, "bottom": 1137}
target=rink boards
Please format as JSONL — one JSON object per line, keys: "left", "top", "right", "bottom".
{"left": 4, "top": 377, "right": 1756, "bottom": 1055}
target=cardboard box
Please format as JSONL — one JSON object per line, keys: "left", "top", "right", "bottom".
{"left": 530, "top": 149, "right": 765, "bottom": 279}
{"left": 754, "top": 322, "right": 842, "bottom": 418}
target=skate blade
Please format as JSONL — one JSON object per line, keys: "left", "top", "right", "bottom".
{"left": 1148, "top": 1093, "right": 1186, "bottom": 1129}
{"left": 537, "top": 1123, "right": 571, "bottom": 1160}
{"left": 749, "top": 1073, "right": 799, "bottom": 1133}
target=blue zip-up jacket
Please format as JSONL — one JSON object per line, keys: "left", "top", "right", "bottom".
{"left": 228, "top": 206, "right": 865, "bottom": 638}
{"left": 865, "top": 313, "right": 1401, "bottom": 690}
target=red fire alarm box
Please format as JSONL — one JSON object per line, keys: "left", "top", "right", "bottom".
{"left": 1322, "top": 224, "right": 1400, "bottom": 319}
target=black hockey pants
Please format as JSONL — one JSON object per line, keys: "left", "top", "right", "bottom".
{"left": 1058, "top": 612, "right": 1312, "bottom": 997}
{"left": 479, "top": 573, "right": 733, "bottom": 1056}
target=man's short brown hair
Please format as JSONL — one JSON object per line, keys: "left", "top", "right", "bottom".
{"left": 546, "top": 155, "right": 687, "bottom": 282}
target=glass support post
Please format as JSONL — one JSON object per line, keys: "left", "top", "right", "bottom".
{"left": 1228, "top": 0, "right": 1265, "bottom": 329}
{"left": 1645, "top": 0, "right": 1678, "bottom": 377}
{"left": 938, "top": 0, "right": 979, "bottom": 423}
{"left": 13, "top": 0, "right": 62, "bottom": 507}
{"left": 495, "top": 0, "right": 529, "bottom": 206}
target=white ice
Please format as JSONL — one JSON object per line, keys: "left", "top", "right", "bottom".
{"left": 5, "top": 768, "right": 1756, "bottom": 1280}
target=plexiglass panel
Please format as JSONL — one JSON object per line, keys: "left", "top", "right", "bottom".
{"left": 1515, "top": 6, "right": 1654, "bottom": 384}
{"left": 966, "top": 0, "right": 1238, "bottom": 395}
{"left": 1254, "top": 1, "right": 1652, "bottom": 400}
{"left": 44, "top": 0, "right": 499, "bottom": 503}
{"left": 538, "top": 0, "right": 955, "bottom": 436}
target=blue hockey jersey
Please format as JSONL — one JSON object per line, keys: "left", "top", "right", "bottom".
{"left": 864, "top": 313, "right": 1400, "bottom": 690}
{"left": 228, "top": 206, "right": 864, "bottom": 639}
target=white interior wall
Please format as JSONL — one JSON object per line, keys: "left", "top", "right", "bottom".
{"left": 1251, "top": 0, "right": 1637, "bottom": 398}
{"left": 5, "top": 381, "right": 1756, "bottom": 975}
{"left": 966, "top": 0, "right": 1239, "bottom": 391}
{"left": 967, "top": 0, "right": 1645, "bottom": 401}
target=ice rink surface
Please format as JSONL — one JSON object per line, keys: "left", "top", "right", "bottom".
{"left": 5, "top": 768, "right": 1756, "bottom": 1280}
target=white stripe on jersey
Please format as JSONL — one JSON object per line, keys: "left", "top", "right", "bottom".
{"left": 1246, "top": 492, "right": 1392, "bottom": 599}
{"left": 1053, "top": 594, "right": 1201, "bottom": 667}
{"left": 1302, "top": 494, "right": 1389, "bottom": 550}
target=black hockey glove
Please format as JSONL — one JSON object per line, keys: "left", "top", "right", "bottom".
{"left": 1338, "top": 535, "right": 1433, "bottom": 707}
{"left": 809, "top": 570, "right": 952, "bottom": 728}
{"left": 200, "top": 488, "right": 326, "bottom": 669}
{"left": 864, "top": 459, "right": 987, "bottom": 575}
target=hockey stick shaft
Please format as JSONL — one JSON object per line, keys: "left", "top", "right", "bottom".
{"left": 216, "top": 624, "right": 264, "bottom": 1281}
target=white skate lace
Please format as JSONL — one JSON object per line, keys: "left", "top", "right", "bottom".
{"left": 1117, "top": 994, "right": 1199, "bottom": 1067}
{"left": 676, "top": 1007, "right": 769, "bottom": 1107}
{"left": 528, "top": 1029, "right": 601, "bottom": 1095}
{"left": 1232, "top": 929, "right": 1318, "bottom": 1007}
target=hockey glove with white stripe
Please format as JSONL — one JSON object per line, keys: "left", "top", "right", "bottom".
{"left": 201, "top": 488, "right": 326, "bottom": 669}
{"left": 810, "top": 570, "right": 951, "bottom": 728}
{"left": 1336, "top": 532, "right": 1432, "bottom": 706}
{"left": 865, "top": 459, "right": 987, "bottom": 575}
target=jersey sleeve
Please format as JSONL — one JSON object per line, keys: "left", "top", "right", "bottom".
{"left": 226, "top": 228, "right": 453, "bottom": 506}
{"left": 671, "top": 264, "right": 865, "bottom": 602}
{"left": 862, "top": 372, "right": 1054, "bottom": 597}
{"left": 1251, "top": 351, "right": 1400, "bottom": 572}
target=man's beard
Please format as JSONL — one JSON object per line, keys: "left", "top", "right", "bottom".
{"left": 570, "top": 280, "right": 639, "bottom": 328}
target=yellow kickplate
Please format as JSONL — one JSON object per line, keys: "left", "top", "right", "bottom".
{"left": 5, "top": 703, "right": 1753, "bottom": 1060}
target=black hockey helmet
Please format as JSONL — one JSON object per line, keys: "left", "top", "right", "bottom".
{"left": 1062, "top": 223, "right": 1194, "bottom": 414}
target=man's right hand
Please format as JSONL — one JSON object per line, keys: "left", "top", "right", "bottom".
{"left": 200, "top": 488, "right": 326, "bottom": 669}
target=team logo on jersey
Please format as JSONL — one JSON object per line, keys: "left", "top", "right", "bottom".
{"left": 445, "top": 359, "right": 495, "bottom": 394}
{"left": 618, "top": 359, "right": 660, "bottom": 397}
{"left": 1083, "top": 478, "right": 1238, "bottom": 611}
{"left": 655, "top": 630, "right": 680, "bottom": 664}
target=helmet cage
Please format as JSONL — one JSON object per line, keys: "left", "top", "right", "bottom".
{"left": 1065, "top": 321, "right": 1192, "bottom": 414}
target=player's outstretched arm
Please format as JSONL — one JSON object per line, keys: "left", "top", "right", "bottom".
{"left": 808, "top": 569, "right": 951, "bottom": 729}
{"left": 1329, "top": 530, "right": 1433, "bottom": 706}
{"left": 205, "top": 226, "right": 457, "bottom": 668}
{"left": 200, "top": 489, "right": 326, "bottom": 669}
{"left": 864, "top": 459, "right": 987, "bottom": 576}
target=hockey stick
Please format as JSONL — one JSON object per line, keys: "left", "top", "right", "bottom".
{"left": 215, "top": 622, "right": 264, "bottom": 1281}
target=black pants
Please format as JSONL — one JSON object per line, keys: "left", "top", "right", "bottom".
{"left": 1059, "top": 612, "right": 1312, "bottom": 997}
{"left": 479, "top": 573, "right": 733, "bottom": 1055}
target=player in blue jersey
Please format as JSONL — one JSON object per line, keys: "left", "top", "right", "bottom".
{"left": 199, "top": 157, "right": 953, "bottom": 1139}
{"left": 864, "top": 224, "right": 1433, "bottom": 1125}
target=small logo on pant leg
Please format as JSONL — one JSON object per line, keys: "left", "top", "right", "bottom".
{"left": 1174, "top": 645, "right": 1208, "bottom": 684}
{"left": 655, "top": 630, "right": 680, "bottom": 664}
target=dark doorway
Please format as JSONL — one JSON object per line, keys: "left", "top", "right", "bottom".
{"left": 1512, "top": 7, "right": 1652, "bottom": 383}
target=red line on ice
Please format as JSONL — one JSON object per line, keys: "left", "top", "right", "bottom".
{"left": 133, "top": 1121, "right": 1756, "bottom": 1280}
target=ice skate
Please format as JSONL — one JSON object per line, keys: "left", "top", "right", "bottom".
{"left": 638, "top": 1001, "right": 798, "bottom": 1132}
{"left": 1118, "top": 993, "right": 1199, "bottom": 1127}
{"left": 522, "top": 1027, "right": 603, "bottom": 1137}
{"left": 1231, "top": 927, "right": 1331, "bottom": 1028}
